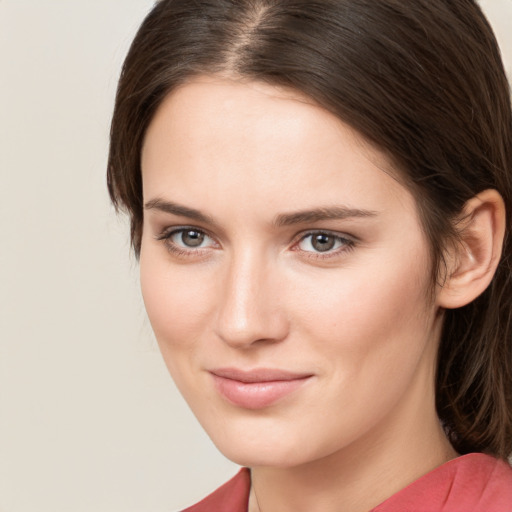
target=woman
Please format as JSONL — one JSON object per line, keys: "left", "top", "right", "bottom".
{"left": 107, "top": 0, "right": 512, "bottom": 510}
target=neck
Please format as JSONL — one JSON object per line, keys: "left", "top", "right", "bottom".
{"left": 249, "top": 419, "right": 456, "bottom": 512}
{"left": 248, "top": 348, "right": 458, "bottom": 512}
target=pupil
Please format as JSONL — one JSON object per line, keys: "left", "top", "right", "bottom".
{"left": 312, "top": 234, "right": 335, "bottom": 252}
{"left": 182, "top": 230, "right": 204, "bottom": 247}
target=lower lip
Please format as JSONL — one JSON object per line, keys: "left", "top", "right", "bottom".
{"left": 211, "top": 374, "right": 311, "bottom": 409}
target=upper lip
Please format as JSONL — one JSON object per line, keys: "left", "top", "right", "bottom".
{"left": 209, "top": 367, "right": 313, "bottom": 383}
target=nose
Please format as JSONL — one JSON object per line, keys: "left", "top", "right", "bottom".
{"left": 214, "top": 250, "right": 289, "bottom": 349}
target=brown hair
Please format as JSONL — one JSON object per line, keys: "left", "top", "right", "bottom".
{"left": 107, "top": 0, "right": 512, "bottom": 458}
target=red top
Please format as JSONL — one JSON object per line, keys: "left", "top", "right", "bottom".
{"left": 182, "top": 453, "right": 512, "bottom": 512}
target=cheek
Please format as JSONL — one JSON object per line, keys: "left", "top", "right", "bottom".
{"left": 139, "top": 248, "right": 214, "bottom": 349}
{"left": 278, "top": 254, "right": 437, "bottom": 452}
{"left": 139, "top": 248, "right": 219, "bottom": 406}
{"left": 290, "top": 250, "right": 434, "bottom": 376}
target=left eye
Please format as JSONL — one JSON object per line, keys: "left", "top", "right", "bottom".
{"left": 297, "top": 232, "right": 349, "bottom": 253}
{"left": 169, "top": 229, "right": 214, "bottom": 249}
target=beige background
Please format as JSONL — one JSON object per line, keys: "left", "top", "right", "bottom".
{"left": 0, "top": 1, "right": 510, "bottom": 511}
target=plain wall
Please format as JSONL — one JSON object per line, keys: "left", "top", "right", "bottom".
{"left": 0, "top": 1, "right": 510, "bottom": 511}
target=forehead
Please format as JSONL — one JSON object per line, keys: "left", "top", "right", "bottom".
{"left": 141, "top": 76, "right": 413, "bottom": 219}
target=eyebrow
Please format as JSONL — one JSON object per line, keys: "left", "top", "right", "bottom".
{"left": 274, "top": 206, "right": 378, "bottom": 226}
{"left": 144, "top": 198, "right": 378, "bottom": 227}
{"left": 144, "top": 198, "right": 217, "bottom": 226}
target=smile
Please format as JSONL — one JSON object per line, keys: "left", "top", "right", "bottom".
{"left": 209, "top": 368, "right": 313, "bottom": 409}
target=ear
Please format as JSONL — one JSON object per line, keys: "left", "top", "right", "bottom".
{"left": 437, "top": 189, "right": 506, "bottom": 309}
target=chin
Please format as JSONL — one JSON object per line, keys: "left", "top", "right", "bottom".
{"left": 216, "top": 440, "right": 309, "bottom": 469}
{"left": 197, "top": 413, "right": 341, "bottom": 469}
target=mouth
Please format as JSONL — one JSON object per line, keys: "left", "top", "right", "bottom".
{"left": 209, "top": 368, "right": 313, "bottom": 409}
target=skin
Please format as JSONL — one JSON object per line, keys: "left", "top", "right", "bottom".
{"left": 140, "top": 76, "right": 459, "bottom": 512}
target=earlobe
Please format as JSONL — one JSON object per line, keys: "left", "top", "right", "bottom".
{"left": 437, "top": 189, "right": 506, "bottom": 309}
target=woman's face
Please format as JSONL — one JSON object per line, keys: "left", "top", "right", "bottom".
{"left": 140, "top": 77, "right": 444, "bottom": 468}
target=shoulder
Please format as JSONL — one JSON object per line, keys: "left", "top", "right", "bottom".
{"left": 373, "top": 453, "right": 512, "bottom": 512}
{"left": 181, "top": 468, "right": 251, "bottom": 512}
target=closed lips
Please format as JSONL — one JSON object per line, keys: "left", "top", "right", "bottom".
{"left": 209, "top": 368, "right": 313, "bottom": 409}
{"left": 209, "top": 368, "right": 313, "bottom": 382}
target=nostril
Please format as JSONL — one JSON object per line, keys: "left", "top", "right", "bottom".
{"left": 214, "top": 294, "right": 289, "bottom": 348}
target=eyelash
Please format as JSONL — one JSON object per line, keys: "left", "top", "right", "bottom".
{"left": 156, "top": 226, "right": 217, "bottom": 258}
{"left": 294, "top": 230, "right": 356, "bottom": 260}
{"left": 155, "top": 227, "right": 356, "bottom": 260}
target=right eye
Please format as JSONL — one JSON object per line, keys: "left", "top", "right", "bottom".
{"left": 157, "top": 227, "right": 217, "bottom": 254}
{"left": 171, "top": 229, "right": 208, "bottom": 248}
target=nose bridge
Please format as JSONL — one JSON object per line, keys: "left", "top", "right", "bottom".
{"left": 215, "top": 246, "right": 287, "bottom": 348}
